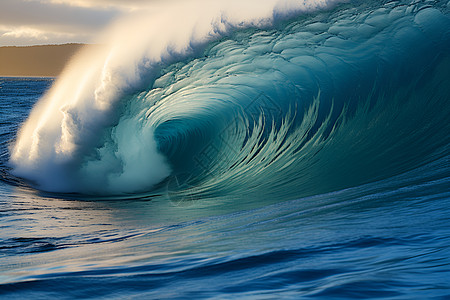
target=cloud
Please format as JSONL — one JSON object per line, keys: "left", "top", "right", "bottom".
{"left": 0, "top": 0, "right": 120, "bottom": 29}
{"left": 43, "top": 0, "right": 156, "bottom": 10}
{"left": 0, "top": 0, "right": 123, "bottom": 46}
{"left": 0, "top": 25, "right": 92, "bottom": 46}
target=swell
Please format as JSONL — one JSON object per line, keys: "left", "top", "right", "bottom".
{"left": 8, "top": 0, "right": 450, "bottom": 200}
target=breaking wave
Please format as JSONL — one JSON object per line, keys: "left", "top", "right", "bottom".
{"left": 9, "top": 0, "right": 450, "bottom": 204}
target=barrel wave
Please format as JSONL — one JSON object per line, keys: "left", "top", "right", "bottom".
{"left": 9, "top": 0, "right": 450, "bottom": 204}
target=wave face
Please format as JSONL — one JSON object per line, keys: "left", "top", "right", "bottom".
{"left": 9, "top": 0, "right": 450, "bottom": 200}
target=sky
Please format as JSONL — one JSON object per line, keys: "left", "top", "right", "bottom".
{"left": 0, "top": 0, "right": 154, "bottom": 46}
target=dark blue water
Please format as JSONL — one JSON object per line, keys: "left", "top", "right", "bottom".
{"left": 1, "top": 1, "right": 450, "bottom": 298}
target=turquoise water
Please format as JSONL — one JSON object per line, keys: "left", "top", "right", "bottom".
{"left": 1, "top": 0, "right": 450, "bottom": 298}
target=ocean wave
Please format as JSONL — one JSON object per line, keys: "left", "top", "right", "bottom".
{"left": 9, "top": 0, "right": 450, "bottom": 200}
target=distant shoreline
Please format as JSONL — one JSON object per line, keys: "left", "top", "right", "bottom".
{"left": 0, "top": 75, "right": 56, "bottom": 79}
{"left": 0, "top": 44, "right": 86, "bottom": 77}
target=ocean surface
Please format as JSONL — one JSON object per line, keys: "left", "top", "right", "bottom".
{"left": 1, "top": 0, "right": 450, "bottom": 298}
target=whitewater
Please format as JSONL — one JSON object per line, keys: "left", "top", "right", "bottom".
{"left": 1, "top": 0, "right": 450, "bottom": 298}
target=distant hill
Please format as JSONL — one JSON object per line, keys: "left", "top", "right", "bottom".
{"left": 0, "top": 44, "right": 86, "bottom": 77}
